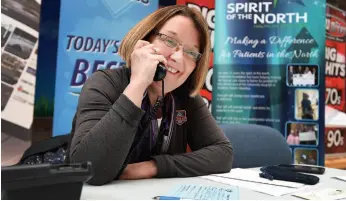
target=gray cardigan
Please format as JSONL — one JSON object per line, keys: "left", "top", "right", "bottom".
{"left": 69, "top": 67, "right": 233, "bottom": 185}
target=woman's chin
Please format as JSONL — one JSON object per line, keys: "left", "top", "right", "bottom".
{"left": 150, "top": 76, "right": 182, "bottom": 94}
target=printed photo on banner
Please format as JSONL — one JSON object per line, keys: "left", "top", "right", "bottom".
{"left": 1, "top": 23, "right": 14, "bottom": 47}
{"left": 1, "top": 83, "right": 14, "bottom": 111}
{"left": 294, "top": 148, "right": 318, "bottom": 166}
{"left": 26, "top": 66, "right": 36, "bottom": 77}
{"left": 4, "top": 27, "right": 37, "bottom": 60}
{"left": 1, "top": 0, "right": 41, "bottom": 31}
{"left": 287, "top": 64, "right": 319, "bottom": 87}
{"left": 286, "top": 122, "right": 318, "bottom": 146}
{"left": 295, "top": 89, "right": 319, "bottom": 121}
{"left": 1, "top": 52, "right": 26, "bottom": 85}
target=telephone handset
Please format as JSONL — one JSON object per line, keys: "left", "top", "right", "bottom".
{"left": 153, "top": 62, "right": 167, "bottom": 81}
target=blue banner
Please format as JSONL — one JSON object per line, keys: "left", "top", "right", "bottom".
{"left": 213, "top": 0, "right": 326, "bottom": 165}
{"left": 53, "top": 0, "right": 158, "bottom": 136}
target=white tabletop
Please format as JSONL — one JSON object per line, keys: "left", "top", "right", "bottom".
{"left": 81, "top": 167, "right": 346, "bottom": 200}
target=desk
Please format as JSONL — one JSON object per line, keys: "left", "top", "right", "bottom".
{"left": 81, "top": 167, "right": 346, "bottom": 200}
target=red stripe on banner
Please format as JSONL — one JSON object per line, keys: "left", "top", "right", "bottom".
{"left": 177, "top": 0, "right": 214, "bottom": 8}
{"left": 200, "top": 89, "right": 212, "bottom": 101}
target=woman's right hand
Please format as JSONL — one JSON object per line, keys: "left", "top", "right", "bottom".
{"left": 129, "top": 40, "right": 167, "bottom": 88}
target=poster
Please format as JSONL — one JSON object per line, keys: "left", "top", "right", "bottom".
{"left": 177, "top": 0, "right": 215, "bottom": 111}
{"left": 213, "top": 0, "right": 326, "bottom": 165}
{"left": 1, "top": 0, "right": 41, "bottom": 140}
{"left": 53, "top": 0, "right": 158, "bottom": 136}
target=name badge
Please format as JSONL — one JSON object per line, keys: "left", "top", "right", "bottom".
{"left": 176, "top": 110, "right": 187, "bottom": 126}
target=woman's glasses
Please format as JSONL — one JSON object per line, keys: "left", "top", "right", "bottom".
{"left": 154, "top": 32, "right": 202, "bottom": 61}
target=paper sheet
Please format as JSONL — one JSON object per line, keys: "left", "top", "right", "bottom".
{"left": 167, "top": 184, "right": 239, "bottom": 200}
{"left": 212, "top": 168, "right": 304, "bottom": 188}
{"left": 292, "top": 188, "right": 346, "bottom": 200}
{"left": 201, "top": 175, "right": 320, "bottom": 197}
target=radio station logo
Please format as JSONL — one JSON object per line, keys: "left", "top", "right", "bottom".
{"left": 326, "top": 14, "right": 346, "bottom": 41}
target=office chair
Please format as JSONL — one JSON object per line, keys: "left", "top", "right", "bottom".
{"left": 220, "top": 124, "right": 292, "bottom": 168}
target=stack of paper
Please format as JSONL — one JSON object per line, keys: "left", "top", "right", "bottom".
{"left": 200, "top": 168, "right": 318, "bottom": 197}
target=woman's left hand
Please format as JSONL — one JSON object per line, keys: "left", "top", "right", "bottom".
{"left": 119, "top": 160, "right": 158, "bottom": 180}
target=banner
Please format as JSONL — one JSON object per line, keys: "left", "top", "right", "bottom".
{"left": 324, "top": 4, "right": 346, "bottom": 161}
{"left": 213, "top": 0, "right": 326, "bottom": 165}
{"left": 325, "top": 4, "right": 346, "bottom": 113}
{"left": 1, "top": 0, "right": 41, "bottom": 140}
{"left": 177, "top": 0, "right": 215, "bottom": 111}
{"left": 53, "top": 0, "right": 158, "bottom": 136}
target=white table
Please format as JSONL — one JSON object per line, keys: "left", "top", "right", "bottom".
{"left": 81, "top": 167, "right": 346, "bottom": 200}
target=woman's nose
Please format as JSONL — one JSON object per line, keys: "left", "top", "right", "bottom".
{"left": 169, "top": 46, "right": 183, "bottom": 62}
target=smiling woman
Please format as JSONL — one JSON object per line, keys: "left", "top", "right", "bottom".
{"left": 66, "top": 5, "right": 233, "bottom": 186}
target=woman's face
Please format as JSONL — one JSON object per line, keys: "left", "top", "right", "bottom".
{"left": 149, "top": 15, "right": 200, "bottom": 94}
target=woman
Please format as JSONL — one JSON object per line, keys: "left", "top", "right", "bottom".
{"left": 288, "top": 66, "right": 294, "bottom": 85}
{"left": 304, "top": 67, "right": 311, "bottom": 74}
{"left": 301, "top": 93, "right": 313, "bottom": 119}
{"left": 286, "top": 129, "right": 299, "bottom": 145}
{"left": 68, "top": 5, "right": 233, "bottom": 186}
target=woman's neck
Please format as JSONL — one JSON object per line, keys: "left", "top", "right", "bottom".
{"left": 147, "top": 85, "right": 164, "bottom": 106}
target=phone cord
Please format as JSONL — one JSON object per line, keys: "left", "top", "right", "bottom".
{"left": 162, "top": 79, "right": 165, "bottom": 120}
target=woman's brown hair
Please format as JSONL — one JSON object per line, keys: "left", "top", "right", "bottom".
{"left": 119, "top": 5, "right": 210, "bottom": 97}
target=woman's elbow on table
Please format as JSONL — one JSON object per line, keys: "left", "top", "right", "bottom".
{"left": 219, "top": 141, "right": 234, "bottom": 173}
{"left": 69, "top": 147, "right": 118, "bottom": 186}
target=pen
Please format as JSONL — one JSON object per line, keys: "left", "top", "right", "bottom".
{"left": 153, "top": 196, "right": 190, "bottom": 200}
{"left": 259, "top": 172, "right": 274, "bottom": 181}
